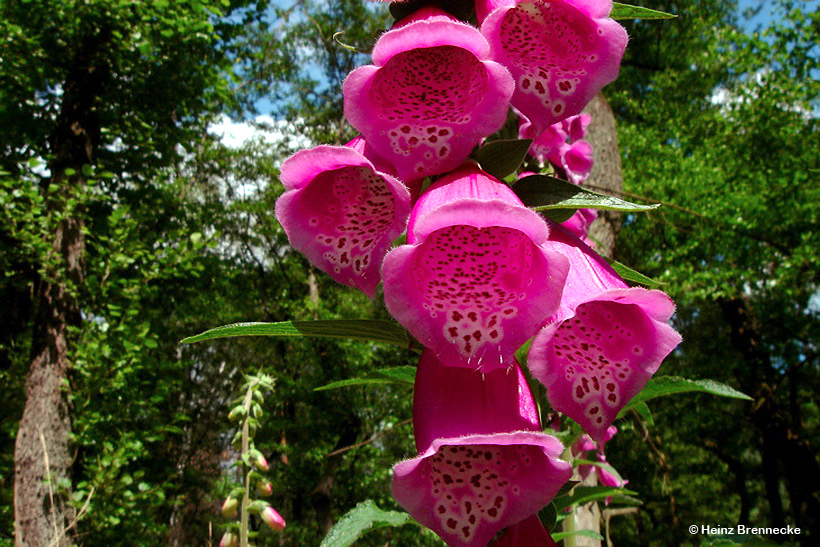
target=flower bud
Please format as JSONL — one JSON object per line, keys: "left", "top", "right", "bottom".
{"left": 221, "top": 497, "right": 238, "bottom": 518}
{"left": 228, "top": 406, "right": 245, "bottom": 421}
{"left": 219, "top": 532, "right": 238, "bottom": 547}
{"left": 261, "top": 506, "right": 286, "bottom": 531}
{"left": 255, "top": 454, "right": 269, "bottom": 472}
{"left": 257, "top": 480, "right": 273, "bottom": 497}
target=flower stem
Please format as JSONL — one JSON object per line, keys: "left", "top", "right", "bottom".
{"left": 240, "top": 379, "right": 258, "bottom": 547}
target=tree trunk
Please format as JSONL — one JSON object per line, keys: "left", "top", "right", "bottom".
{"left": 719, "top": 297, "right": 820, "bottom": 536}
{"left": 14, "top": 27, "right": 110, "bottom": 547}
{"left": 583, "top": 93, "right": 624, "bottom": 259}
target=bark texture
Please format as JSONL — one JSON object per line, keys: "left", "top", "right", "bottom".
{"left": 14, "top": 27, "right": 110, "bottom": 547}
{"left": 583, "top": 93, "right": 624, "bottom": 258}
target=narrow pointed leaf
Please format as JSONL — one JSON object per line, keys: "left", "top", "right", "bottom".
{"left": 514, "top": 175, "right": 658, "bottom": 212}
{"left": 573, "top": 459, "right": 625, "bottom": 484}
{"left": 611, "top": 3, "right": 676, "bottom": 20}
{"left": 608, "top": 259, "right": 663, "bottom": 288}
{"left": 314, "top": 366, "right": 416, "bottom": 391}
{"left": 473, "top": 139, "right": 533, "bottom": 180}
{"left": 620, "top": 376, "right": 753, "bottom": 417}
{"left": 631, "top": 401, "right": 655, "bottom": 426}
{"left": 553, "top": 486, "right": 637, "bottom": 512}
{"left": 181, "top": 320, "right": 409, "bottom": 348}
{"left": 320, "top": 500, "right": 414, "bottom": 547}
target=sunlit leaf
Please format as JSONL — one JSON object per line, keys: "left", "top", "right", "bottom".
{"left": 320, "top": 500, "right": 414, "bottom": 547}
{"left": 181, "top": 320, "right": 409, "bottom": 348}
{"left": 314, "top": 366, "right": 416, "bottom": 391}
{"left": 514, "top": 175, "right": 658, "bottom": 212}
{"left": 611, "top": 3, "right": 676, "bottom": 20}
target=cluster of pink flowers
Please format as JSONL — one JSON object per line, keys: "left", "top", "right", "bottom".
{"left": 276, "top": 1, "right": 680, "bottom": 544}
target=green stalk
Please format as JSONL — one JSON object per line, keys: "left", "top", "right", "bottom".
{"left": 240, "top": 380, "right": 258, "bottom": 547}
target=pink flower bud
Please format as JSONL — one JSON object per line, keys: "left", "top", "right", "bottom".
{"left": 256, "top": 481, "right": 273, "bottom": 497}
{"left": 219, "top": 532, "right": 238, "bottom": 547}
{"left": 261, "top": 506, "right": 286, "bottom": 531}
{"left": 255, "top": 454, "right": 269, "bottom": 472}
{"left": 221, "top": 497, "right": 238, "bottom": 518}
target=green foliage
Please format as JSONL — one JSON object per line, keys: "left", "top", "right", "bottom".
{"left": 182, "top": 319, "right": 410, "bottom": 348}
{"left": 514, "top": 174, "right": 659, "bottom": 212}
{"left": 619, "top": 376, "right": 752, "bottom": 416}
{"left": 314, "top": 366, "right": 417, "bottom": 391}
{"left": 605, "top": 0, "right": 820, "bottom": 542}
{"left": 611, "top": 2, "right": 676, "bottom": 20}
{"left": 473, "top": 139, "right": 533, "bottom": 180}
{"left": 319, "top": 500, "right": 414, "bottom": 547}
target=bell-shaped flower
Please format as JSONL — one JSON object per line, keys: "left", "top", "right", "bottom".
{"left": 382, "top": 165, "right": 569, "bottom": 371}
{"left": 392, "top": 350, "right": 572, "bottom": 546}
{"left": 260, "top": 505, "right": 286, "bottom": 531}
{"left": 275, "top": 139, "right": 411, "bottom": 297}
{"left": 527, "top": 224, "right": 681, "bottom": 441}
{"left": 219, "top": 532, "right": 238, "bottom": 547}
{"left": 343, "top": 8, "right": 514, "bottom": 180}
{"left": 572, "top": 425, "right": 618, "bottom": 480}
{"left": 561, "top": 208, "right": 598, "bottom": 247}
{"left": 481, "top": 0, "right": 627, "bottom": 133}
{"left": 521, "top": 113, "right": 595, "bottom": 184}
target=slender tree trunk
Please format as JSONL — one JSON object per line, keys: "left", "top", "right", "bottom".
{"left": 14, "top": 27, "right": 110, "bottom": 547}
{"left": 584, "top": 93, "right": 624, "bottom": 259}
{"left": 719, "top": 297, "right": 820, "bottom": 536}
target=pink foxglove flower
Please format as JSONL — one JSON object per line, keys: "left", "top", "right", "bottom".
{"left": 561, "top": 208, "right": 598, "bottom": 247}
{"left": 221, "top": 496, "right": 238, "bottom": 518}
{"left": 528, "top": 225, "right": 681, "bottom": 441}
{"left": 219, "top": 532, "right": 238, "bottom": 547}
{"left": 392, "top": 350, "right": 571, "bottom": 546}
{"left": 382, "top": 165, "right": 569, "bottom": 371}
{"left": 275, "top": 140, "right": 411, "bottom": 297}
{"left": 343, "top": 8, "right": 514, "bottom": 180}
{"left": 522, "top": 113, "right": 595, "bottom": 184}
{"left": 260, "top": 505, "right": 286, "bottom": 531}
{"left": 481, "top": 0, "right": 627, "bottom": 133}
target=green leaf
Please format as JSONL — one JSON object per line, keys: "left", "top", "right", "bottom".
{"left": 608, "top": 259, "right": 663, "bottom": 288}
{"left": 553, "top": 486, "right": 637, "bottom": 513}
{"left": 181, "top": 320, "right": 409, "bottom": 348}
{"left": 514, "top": 175, "right": 658, "bottom": 213}
{"left": 630, "top": 401, "right": 654, "bottom": 426}
{"left": 552, "top": 529, "right": 605, "bottom": 542}
{"left": 573, "top": 458, "right": 625, "bottom": 484}
{"left": 319, "top": 500, "right": 413, "bottom": 547}
{"left": 620, "top": 376, "right": 753, "bottom": 417}
{"left": 314, "top": 366, "right": 416, "bottom": 391}
{"left": 473, "top": 139, "right": 532, "bottom": 180}
{"left": 610, "top": 3, "right": 676, "bottom": 20}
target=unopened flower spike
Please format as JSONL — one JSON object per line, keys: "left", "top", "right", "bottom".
{"left": 480, "top": 0, "right": 628, "bottom": 133}
{"left": 275, "top": 138, "right": 411, "bottom": 297}
{"left": 392, "top": 350, "right": 572, "bottom": 546}
{"left": 527, "top": 224, "right": 682, "bottom": 441}
{"left": 343, "top": 7, "right": 514, "bottom": 180}
{"left": 382, "top": 165, "right": 569, "bottom": 371}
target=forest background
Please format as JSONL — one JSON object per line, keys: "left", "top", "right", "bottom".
{"left": 0, "top": 0, "right": 817, "bottom": 545}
